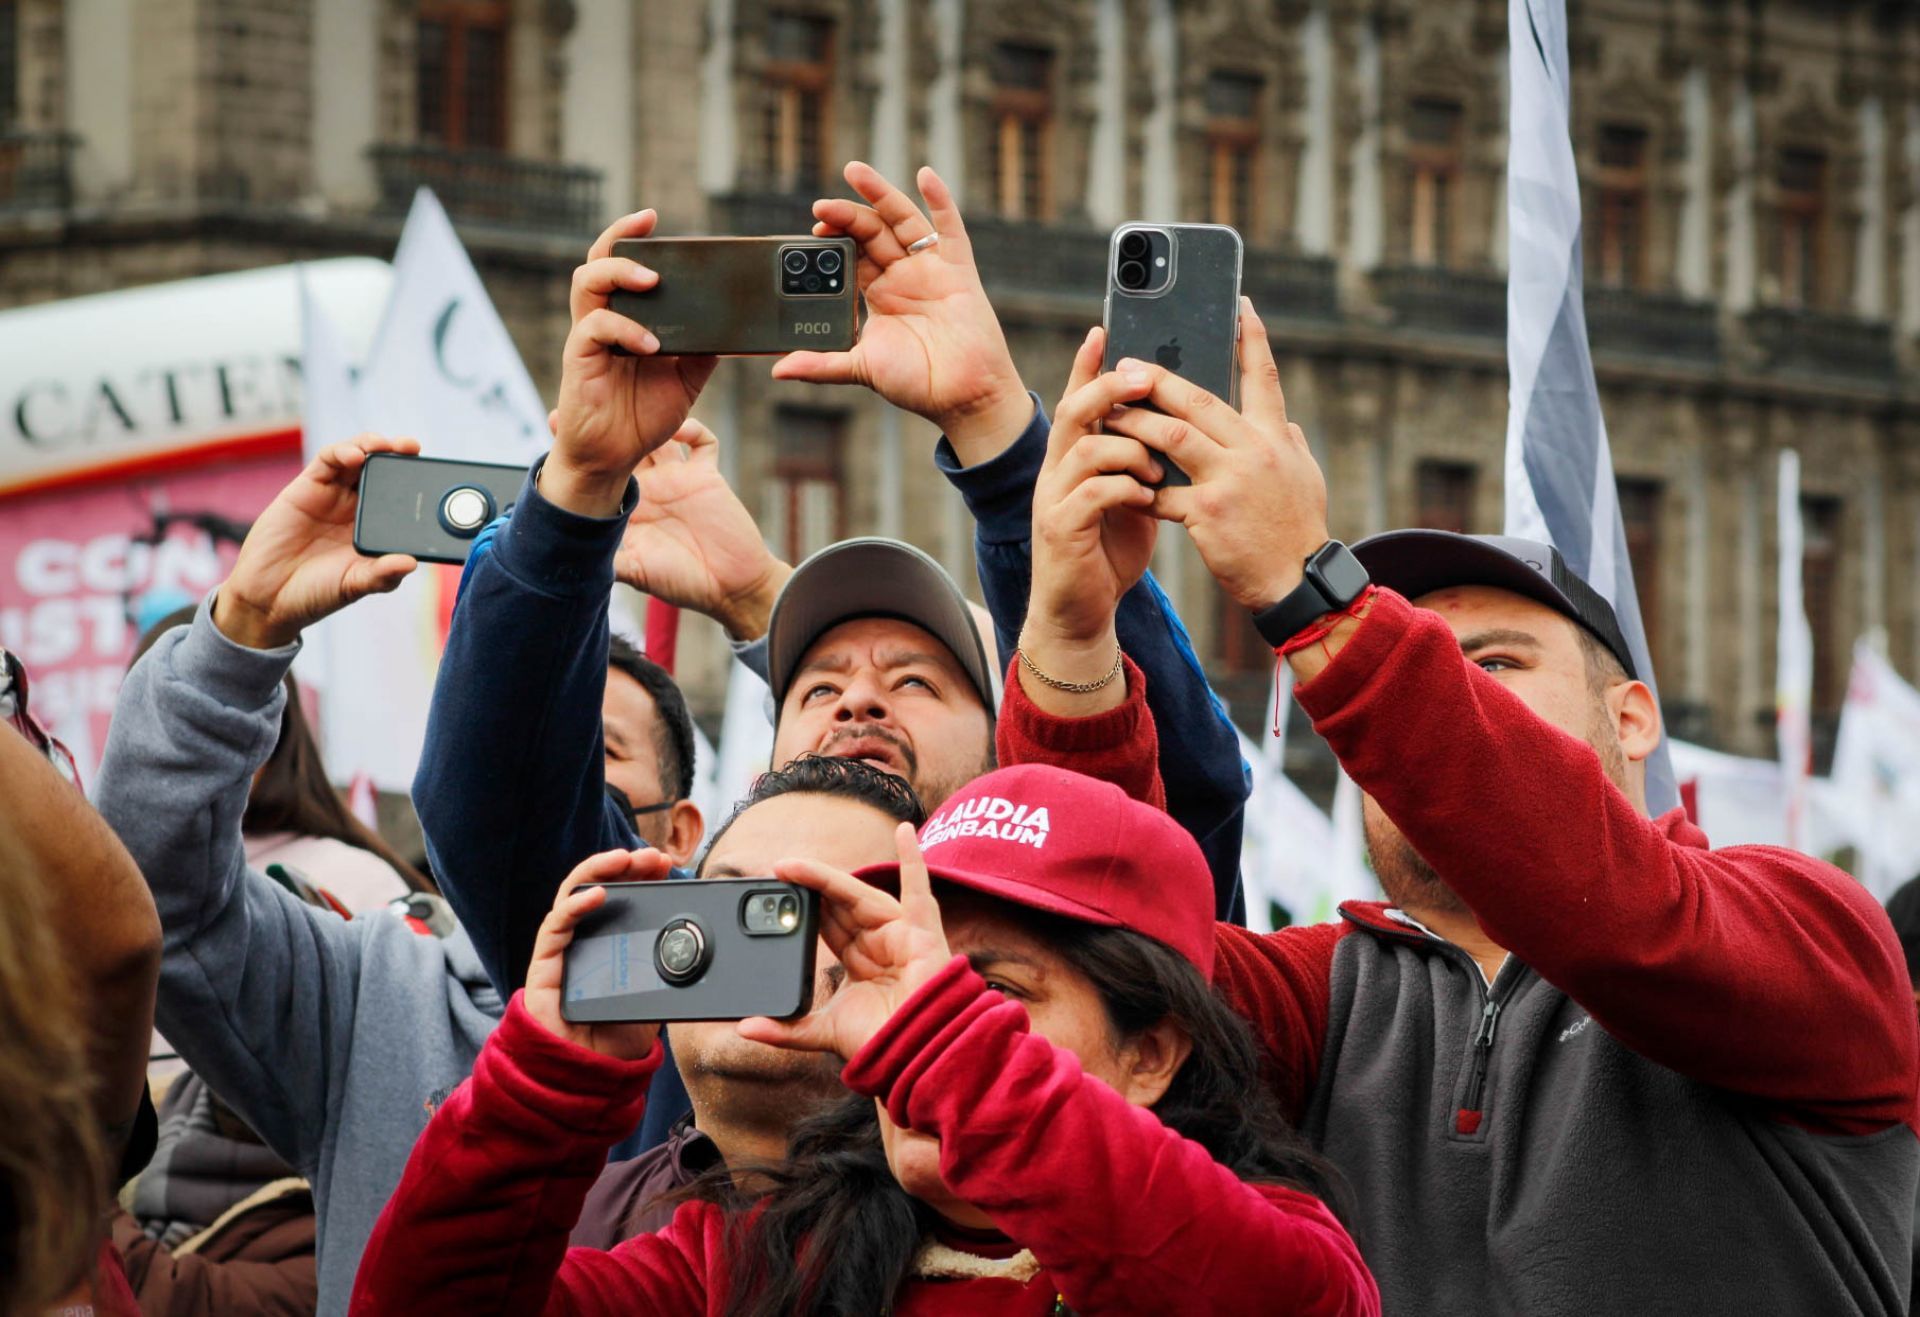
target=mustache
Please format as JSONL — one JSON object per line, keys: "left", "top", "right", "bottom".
{"left": 819, "top": 724, "right": 917, "bottom": 775}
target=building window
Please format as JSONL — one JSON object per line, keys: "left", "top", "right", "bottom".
{"left": 1415, "top": 460, "right": 1477, "bottom": 533}
{"left": 1407, "top": 99, "right": 1463, "bottom": 267}
{"left": 766, "top": 407, "right": 845, "bottom": 563}
{"left": 1205, "top": 71, "right": 1261, "bottom": 234}
{"left": 1801, "top": 495, "right": 1841, "bottom": 714}
{"left": 990, "top": 43, "right": 1054, "bottom": 221}
{"left": 417, "top": 0, "right": 509, "bottom": 151}
{"left": 1776, "top": 148, "right": 1826, "bottom": 309}
{"left": 1617, "top": 477, "right": 1662, "bottom": 675}
{"left": 761, "top": 11, "right": 833, "bottom": 192}
{"left": 1594, "top": 125, "right": 1649, "bottom": 289}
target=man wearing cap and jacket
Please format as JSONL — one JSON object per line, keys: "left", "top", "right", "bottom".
{"left": 999, "top": 300, "right": 1920, "bottom": 1315}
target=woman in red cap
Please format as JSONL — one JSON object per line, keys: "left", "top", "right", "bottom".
{"left": 350, "top": 765, "right": 1377, "bottom": 1316}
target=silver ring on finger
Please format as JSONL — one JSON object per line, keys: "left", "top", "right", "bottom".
{"left": 906, "top": 233, "right": 940, "bottom": 255}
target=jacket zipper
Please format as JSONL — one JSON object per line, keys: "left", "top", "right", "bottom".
{"left": 1457, "top": 995, "right": 1502, "bottom": 1133}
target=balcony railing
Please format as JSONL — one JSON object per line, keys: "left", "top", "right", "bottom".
{"left": 1742, "top": 306, "right": 1896, "bottom": 385}
{"left": 708, "top": 190, "right": 831, "bottom": 236}
{"left": 1371, "top": 264, "right": 1507, "bottom": 339}
{"left": 0, "top": 131, "right": 77, "bottom": 214}
{"left": 1243, "top": 250, "right": 1341, "bottom": 323}
{"left": 369, "top": 143, "right": 603, "bottom": 237}
{"left": 967, "top": 217, "right": 1111, "bottom": 308}
{"left": 1585, "top": 286, "right": 1721, "bottom": 367}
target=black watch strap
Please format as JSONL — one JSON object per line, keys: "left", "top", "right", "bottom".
{"left": 1251, "top": 540, "right": 1371, "bottom": 649}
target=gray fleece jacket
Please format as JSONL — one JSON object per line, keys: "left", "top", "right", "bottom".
{"left": 95, "top": 600, "right": 503, "bottom": 1316}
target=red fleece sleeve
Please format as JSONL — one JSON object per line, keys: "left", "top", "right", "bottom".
{"left": 844, "top": 956, "right": 1379, "bottom": 1316}
{"left": 995, "top": 655, "right": 1167, "bottom": 810}
{"left": 1296, "top": 589, "right": 1919, "bottom": 1134}
{"left": 350, "top": 994, "right": 719, "bottom": 1316}
{"left": 1212, "top": 922, "right": 1347, "bottom": 1126}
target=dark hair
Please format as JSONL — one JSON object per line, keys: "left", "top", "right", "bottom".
{"left": 132, "top": 607, "right": 431, "bottom": 892}
{"left": 697, "top": 755, "right": 927, "bottom": 875}
{"left": 697, "top": 912, "right": 1348, "bottom": 1317}
{"left": 1884, "top": 875, "right": 1920, "bottom": 986}
{"left": 1574, "top": 623, "right": 1629, "bottom": 698}
{"left": 607, "top": 636, "right": 697, "bottom": 802}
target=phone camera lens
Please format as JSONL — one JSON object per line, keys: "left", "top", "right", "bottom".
{"left": 815, "top": 248, "right": 842, "bottom": 275}
{"left": 783, "top": 249, "right": 810, "bottom": 275}
{"left": 1117, "top": 260, "right": 1149, "bottom": 290}
{"left": 1118, "top": 230, "right": 1150, "bottom": 260}
{"left": 802, "top": 272, "right": 822, "bottom": 293}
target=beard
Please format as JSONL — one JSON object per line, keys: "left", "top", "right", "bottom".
{"left": 1362, "top": 699, "right": 1633, "bottom": 916}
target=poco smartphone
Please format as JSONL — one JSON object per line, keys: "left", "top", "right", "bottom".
{"left": 609, "top": 235, "right": 859, "bottom": 355}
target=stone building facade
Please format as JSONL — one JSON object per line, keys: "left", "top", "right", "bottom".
{"left": 2, "top": 0, "right": 1917, "bottom": 775}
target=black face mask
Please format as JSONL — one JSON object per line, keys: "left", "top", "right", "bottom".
{"left": 605, "top": 781, "right": 679, "bottom": 828}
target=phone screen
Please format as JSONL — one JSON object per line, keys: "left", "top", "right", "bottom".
{"left": 565, "top": 927, "right": 669, "bottom": 1003}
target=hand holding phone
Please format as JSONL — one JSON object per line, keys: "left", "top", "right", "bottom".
{"left": 608, "top": 235, "right": 858, "bottom": 356}
{"left": 353, "top": 453, "right": 526, "bottom": 565}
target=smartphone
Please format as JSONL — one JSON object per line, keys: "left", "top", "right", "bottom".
{"left": 1101, "top": 222, "right": 1245, "bottom": 486}
{"left": 561, "top": 878, "right": 820, "bottom": 1023}
{"left": 352, "top": 453, "right": 528, "bottom": 565}
{"left": 608, "top": 236, "right": 859, "bottom": 356}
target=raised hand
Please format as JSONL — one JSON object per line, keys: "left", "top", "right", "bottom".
{"left": 522, "top": 847, "right": 674, "bottom": 1062}
{"left": 211, "top": 435, "right": 421, "bottom": 651}
{"left": 1016, "top": 327, "right": 1162, "bottom": 712}
{"left": 614, "top": 418, "right": 793, "bottom": 641}
{"left": 772, "top": 162, "right": 1034, "bottom": 466}
{"left": 547, "top": 210, "right": 719, "bottom": 517}
{"left": 738, "top": 823, "right": 953, "bottom": 1062}
{"left": 1103, "top": 298, "right": 1331, "bottom": 611}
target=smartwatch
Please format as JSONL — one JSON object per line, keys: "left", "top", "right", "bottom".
{"left": 1251, "top": 540, "right": 1371, "bottom": 649}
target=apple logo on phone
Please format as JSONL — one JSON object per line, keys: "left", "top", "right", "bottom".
{"left": 1156, "top": 338, "right": 1183, "bottom": 372}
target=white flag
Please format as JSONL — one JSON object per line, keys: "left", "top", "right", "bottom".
{"left": 305, "top": 189, "right": 553, "bottom": 792}
{"left": 1503, "top": 0, "right": 1676, "bottom": 813}
{"left": 1775, "top": 449, "right": 1813, "bottom": 850}
{"left": 710, "top": 657, "right": 775, "bottom": 821}
{"left": 1235, "top": 727, "right": 1336, "bottom": 933}
{"left": 1831, "top": 643, "right": 1920, "bottom": 897}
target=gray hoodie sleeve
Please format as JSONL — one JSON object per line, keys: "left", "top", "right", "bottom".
{"left": 94, "top": 598, "right": 363, "bottom": 1175}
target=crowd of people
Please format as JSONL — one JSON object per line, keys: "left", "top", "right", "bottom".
{"left": 5, "top": 159, "right": 1919, "bottom": 1317}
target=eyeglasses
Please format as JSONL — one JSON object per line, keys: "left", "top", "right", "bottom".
{"left": 605, "top": 783, "right": 680, "bottom": 826}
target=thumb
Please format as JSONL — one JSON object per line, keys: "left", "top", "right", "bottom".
{"left": 771, "top": 350, "right": 864, "bottom": 386}
{"left": 343, "top": 554, "right": 418, "bottom": 603}
{"left": 737, "top": 1010, "right": 837, "bottom": 1054}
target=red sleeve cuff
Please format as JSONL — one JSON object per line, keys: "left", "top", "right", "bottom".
{"left": 487, "top": 991, "right": 664, "bottom": 1141}
{"left": 995, "top": 655, "right": 1166, "bottom": 810}
{"left": 1290, "top": 587, "right": 1418, "bottom": 719}
{"left": 841, "top": 956, "right": 1012, "bottom": 1123}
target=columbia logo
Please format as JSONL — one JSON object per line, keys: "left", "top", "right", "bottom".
{"left": 922, "top": 797, "right": 1052, "bottom": 850}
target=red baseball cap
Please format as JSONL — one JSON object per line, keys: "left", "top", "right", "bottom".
{"left": 856, "top": 764, "right": 1216, "bottom": 980}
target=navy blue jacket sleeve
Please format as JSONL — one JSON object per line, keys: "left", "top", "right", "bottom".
{"left": 412, "top": 456, "right": 642, "bottom": 997}
{"left": 934, "top": 396, "right": 1250, "bottom": 923}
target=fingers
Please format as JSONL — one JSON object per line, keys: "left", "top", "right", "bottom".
{"left": 587, "top": 208, "right": 657, "bottom": 263}
{"left": 1234, "top": 297, "right": 1291, "bottom": 435}
{"left": 1101, "top": 406, "right": 1224, "bottom": 481}
{"left": 342, "top": 553, "right": 418, "bottom": 601}
{"left": 311, "top": 434, "right": 420, "bottom": 486}
{"left": 1110, "top": 357, "right": 1262, "bottom": 450}
{"left": 736, "top": 1011, "right": 837, "bottom": 1053}
{"left": 770, "top": 349, "right": 865, "bottom": 386}
{"left": 891, "top": 822, "right": 944, "bottom": 933}
{"left": 1054, "top": 432, "right": 1164, "bottom": 490}
{"left": 1048, "top": 358, "right": 1158, "bottom": 462}
{"left": 812, "top": 196, "right": 908, "bottom": 266}
{"left": 571, "top": 256, "right": 658, "bottom": 322}
{"left": 915, "top": 166, "right": 972, "bottom": 255}
{"left": 566, "top": 307, "right": 658, "bottom": 363}
{"left": 1060, "top": 473, "right": 1157, "bottom": 530}
{"left": 672, "top": 417, "right": 720, "bottom": 468}
{"left": 844, "top": 160, "right": 935, "bottom": 250}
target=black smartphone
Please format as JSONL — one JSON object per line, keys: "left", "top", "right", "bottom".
{"left": 561, "top": 878, "right": 820, "bottom": 1023}
{"left": 352, "top": 453, "right": 527, "bottom": 565}
{"left": 1101, "top": 222, "right": 1245, "bottom": 486}
{"left": 608, "top": 236, "right": 859, "bottom": 356}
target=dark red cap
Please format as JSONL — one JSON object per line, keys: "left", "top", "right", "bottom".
{"left": 856, "top": 764, "right": 1216, "bottom": 979}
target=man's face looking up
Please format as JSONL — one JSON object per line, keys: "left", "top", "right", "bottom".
{"left": 771, "top": 617, "right": 994, "bottom": 812}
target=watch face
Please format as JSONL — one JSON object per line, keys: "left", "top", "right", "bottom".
{"left": 1312, "top": 544, "right": 1372, "bottom": 604}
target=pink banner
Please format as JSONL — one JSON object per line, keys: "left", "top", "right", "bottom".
{"left": 0, "top": 453, "right": 299, "bottom": 782}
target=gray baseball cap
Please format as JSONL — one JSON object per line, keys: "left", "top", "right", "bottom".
{"left": 1351, "top": 530, "right": 1639, "bottom": 681}
{"left": 764, "top": 538, "right": 996, "bottom": 721}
